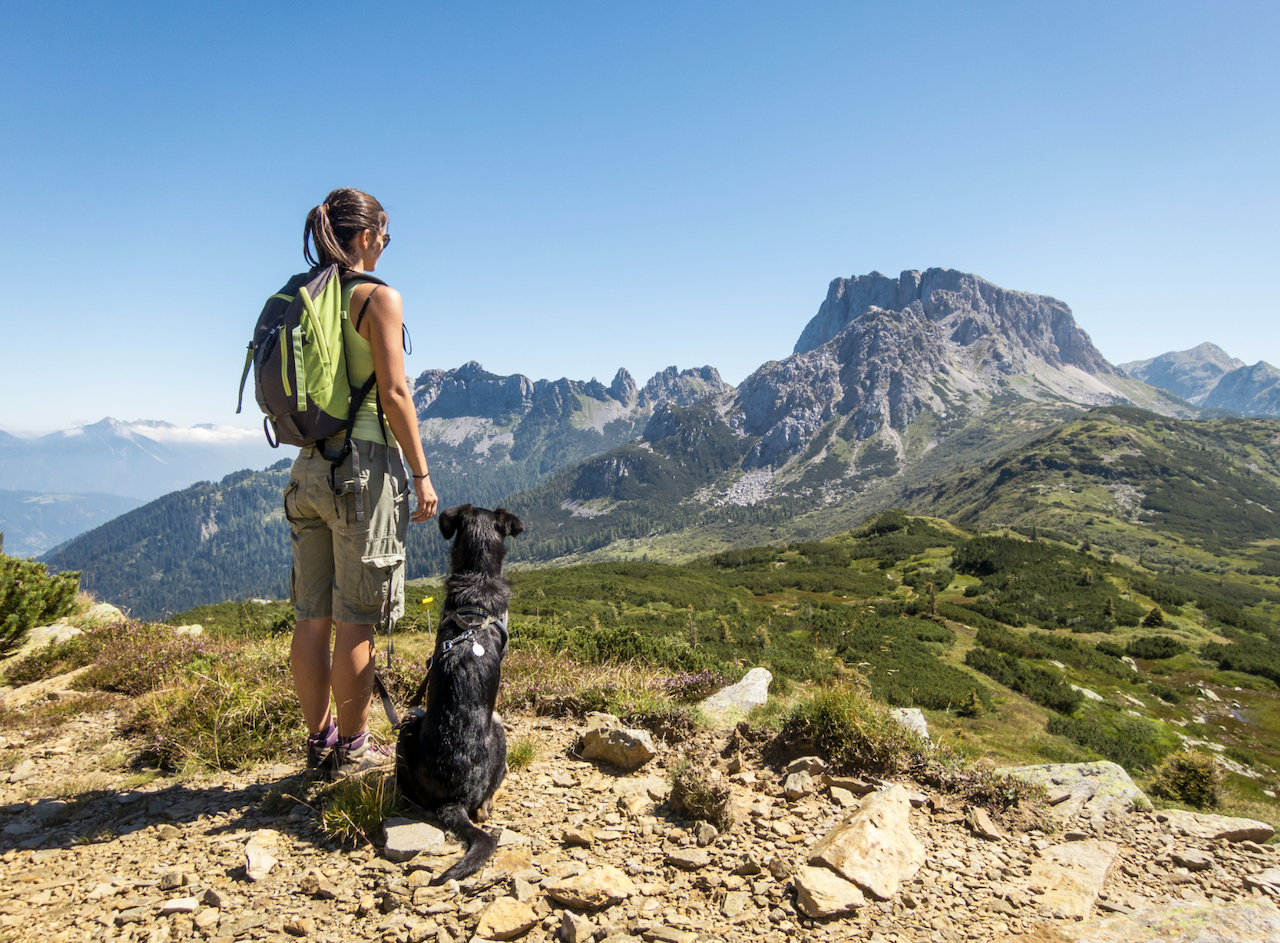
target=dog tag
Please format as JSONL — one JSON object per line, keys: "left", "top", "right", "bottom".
{"left": 472, "top": 642, "right": 485, "bottom": 657}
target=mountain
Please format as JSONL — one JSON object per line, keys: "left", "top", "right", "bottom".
{"left": 411, "top": 362, "right": 731, "bottom": 508}
{"left": 0, "top": 490, "right": 145, "bottom": 557}
{"left": 1202, "top": 361, "right": 1280, "bottom": 417}
{"left": 0, "top": 419, "right": 282, "bottom": 500}
{"left": 1118, "top": 342, "right": 1244, "bottom": 404}
{"left": 40, "top": 461, "right": 294, "bottom": 619}
{"left": 502, "top": 268, "right": 1197, "bottom": 563}
{"left": 1118, "top": 343, "right": 1280, "bottom": 418}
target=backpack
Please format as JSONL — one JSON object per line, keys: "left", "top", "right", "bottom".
{"left": 237, "top": 265, "right": 391, "bottom": 521}
{"left": 237, "top": 264, "right": 388, "bottom": 449}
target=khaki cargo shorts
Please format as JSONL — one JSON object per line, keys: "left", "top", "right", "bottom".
{"left": 284, "top": 438, "right": 409, "bottom": 625}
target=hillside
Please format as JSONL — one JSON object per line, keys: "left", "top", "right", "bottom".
{"left": 39, "top": 460, "right": 293, "bottom": 619}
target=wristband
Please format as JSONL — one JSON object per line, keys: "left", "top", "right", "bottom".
{"left": 412, "top": 473, "right": 430, "bottom": 479}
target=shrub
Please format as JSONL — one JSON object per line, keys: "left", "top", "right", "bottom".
{"left": 778, "top": 680, "right": 932, "bottom": 775}
{"left": 1146, "top": 681, "right": 1181, "bottom": 704}
{"left": 964, "top": 648, "right": 1084, "bottom": 714}
{"left": 320, "top": 772, "right": 403, "bottom": 845}
{"left": 0, "top": 555, "right": 80, "bottom": 652}
{"left": 1126, "top": 635, "right": 1188, "bottom": 660}
{"left": 1045, "top": 715, "right": 1168, "bottom": 770}
{"left": 1142, "top": 607, "right": 1166, "bottom": 628}
{"left": 655, "top": 670, "right": 729, "bottom": 702}
{"left": 507, "top": 737, "right": 539, "bottom": 771}
{"left": 1147, "top": 750, "right": 1223, "bottom": 809}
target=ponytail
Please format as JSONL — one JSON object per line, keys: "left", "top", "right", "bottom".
{"left": 303, "top": 188, "right": 387, "bottom": 270}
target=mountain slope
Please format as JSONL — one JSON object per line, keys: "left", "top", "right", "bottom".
{"left": 1203, "top": 361, "right": 1280, "bottom": 417}
{"left": 40, "top": 461, "right": 294, "bottom": 619}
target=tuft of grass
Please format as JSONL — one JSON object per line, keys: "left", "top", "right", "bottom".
{"left": 319, "top": 772, "right": 402, "bottom": 846}
{"left": 778, "top": 678, "right": 933, "bottom": 775}
{"left": 126, "top": 639, "right": 304, "bottom": 771}
{"left": 669, "top": 757, "right": 733, "bottom": 829}
{"left": 507, "top": 737, "right": 539, "bottom": 771}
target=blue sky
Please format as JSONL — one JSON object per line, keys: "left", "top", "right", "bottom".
{"left": 2, "top": 1, "right": 1276, "bottom": 433}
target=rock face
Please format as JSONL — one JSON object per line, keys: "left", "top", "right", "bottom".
{"left": 700, "top": 668, "right": 772, "bottom": 723}
{"left": 1030, "top": 839, "right": 1119, "bottom": 919}
{"left": 806, "top": 784, "right": 925, "bottom": 900}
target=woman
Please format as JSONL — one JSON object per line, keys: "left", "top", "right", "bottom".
{"left": 284, "top": 188, "right": 438, "bottom": 776}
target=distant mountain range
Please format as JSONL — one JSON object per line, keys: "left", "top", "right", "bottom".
{"left": 0, "top": 490, "right": 144, "bottom": 557}
{"left": 1119, "top": 342, "right": 1280, "bottom": 416}
{"left": 50, "top": 265, "right": 1277, "bottom": 618}
{"left": 0, "top": 419, "right": 282, "bottom": 499}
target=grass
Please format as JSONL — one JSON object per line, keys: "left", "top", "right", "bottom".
{"left": 508, "top": 737, "right": 539, "bottom": 771}
{"left": 319, "top": 772, "right": 403, "bottom": 846}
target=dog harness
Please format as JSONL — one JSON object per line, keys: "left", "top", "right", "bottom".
{"left": 399, "top": 606, "right": 510, "bottom": 718}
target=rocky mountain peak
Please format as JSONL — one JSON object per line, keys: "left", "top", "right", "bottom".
{"left": 640, "top": 366, "right": 732, "bottom": 407}
{"left": 794, "top": 268, "right": 1114, "bottom": 376}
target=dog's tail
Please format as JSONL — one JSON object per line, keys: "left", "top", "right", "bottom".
{"left": 432, "top": 803, "right": 498, "bottom": 884}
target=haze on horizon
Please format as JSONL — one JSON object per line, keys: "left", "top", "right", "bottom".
{"left": 2, "top": 1, "right": 1276, "bottom": 432}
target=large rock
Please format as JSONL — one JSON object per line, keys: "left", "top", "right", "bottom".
{"left": 994, "top": 900, "right": 1280, "bottom": 943}
{"left": 807, "top": 784, "right": 924, "bottom": 900}
{"left": 475, "top": 897, "right": 538, "bottom": 941}
{"left": 889, "top": 708, "right": 931, "bottom": 743}
{"left": 244, "top": 829, "right": 280, "bottom": 882}
{"left": 382, "top": 818, "right": 448, "bottom": 862}
{"left": 700, "top": 668, "right": 772, "bottom": 724}
{"left": 544, "top": 866, "right": 636, "bottom": 910}
{"left": 0, "top": 666, "right": 93, "bottom": 709}
{"left": 1157, "top": 809, "right": 1275, "bottom": 844}
{"left": 1029, "top": 839, "right": 1119, "bottom": 919}
{"left": 793, "top": 866, "right": 867, "bottom": 918}
{"left": 997, "top": 761, "right": 1151, "bottom": 821}
{"left": 579, "top": 719, "right": 657, "bottom": 771}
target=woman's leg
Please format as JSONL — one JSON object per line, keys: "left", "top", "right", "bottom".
{"left": 291, "top": 617, "right": 334, "bottom": 734}
{"left": 332, "top": 621, "right": 376, "bottom": 737}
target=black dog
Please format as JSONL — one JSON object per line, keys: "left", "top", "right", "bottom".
{"left": 396, "top": 504, "right": 523, "bottom": 884}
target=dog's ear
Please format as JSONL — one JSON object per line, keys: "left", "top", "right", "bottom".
{"left": 494, "top": 508, "right": 524, "bottom": 538}
{"left": 439, "top": 504, "right": 473, "bottom": 540}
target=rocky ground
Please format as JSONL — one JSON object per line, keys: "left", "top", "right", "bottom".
{"left": 1, "top": 700, "right": 1279, "bottom": 943}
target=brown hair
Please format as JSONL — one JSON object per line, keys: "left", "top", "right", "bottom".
{"left": 303, "top": 188, "right": 387, "bottom": 270}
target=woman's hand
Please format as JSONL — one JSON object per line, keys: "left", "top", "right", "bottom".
{"left": 411, "top": 475, "right": 438, "bottom": 523}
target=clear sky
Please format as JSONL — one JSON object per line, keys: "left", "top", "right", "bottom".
{"left": 3, "top": 1, "right": 1276, "bottom": 433}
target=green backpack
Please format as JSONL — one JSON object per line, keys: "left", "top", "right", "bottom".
{"left": 236, "top": 264, "right": 387, "bottom": 517}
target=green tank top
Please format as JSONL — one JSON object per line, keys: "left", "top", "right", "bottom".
{"left": 341, "top": 280, "right": 399, "bottom": 448}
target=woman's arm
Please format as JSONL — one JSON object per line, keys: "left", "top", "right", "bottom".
{"left": 361, "top": 285, "right": 438, "bottom": 523}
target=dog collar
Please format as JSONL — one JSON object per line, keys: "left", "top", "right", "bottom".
{"left": 439, "top": 606, "right": 510, "bottom": 657}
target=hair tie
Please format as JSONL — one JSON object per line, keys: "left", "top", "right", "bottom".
{"left": 321, "top": 203, "right": 330, "bottom": 214}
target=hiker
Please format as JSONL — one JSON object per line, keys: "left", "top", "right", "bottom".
{"left": 284, "top": 188, "right": 437, "bottom": 776}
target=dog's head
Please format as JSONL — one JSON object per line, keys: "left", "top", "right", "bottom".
{"left": 439, "top": 504, "right": 523, "bottom": 575}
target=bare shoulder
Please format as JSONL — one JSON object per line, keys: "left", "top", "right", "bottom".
{"left": 351, "top": 281, "right": 403, "bottom": 316}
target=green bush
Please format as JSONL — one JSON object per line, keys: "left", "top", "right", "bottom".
{"left": 1045, "top": 715, "right": 1169, "bottom": 770}
{"left": 1147, "top": 750, "right": 1223, "bottom": 809}
{"left": 0, "top": 555, "right": 80, "bottom": 652}
{"left": 1126, "top": 635, "right": 1189, "bottom": 660}
{"left": 964, "top": 647, "right": 1083, "bottom": 714}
